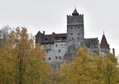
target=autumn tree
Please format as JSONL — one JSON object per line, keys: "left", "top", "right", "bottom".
{"left": 0, "top": 27, "right": 52, "bottom": 84}
{"left": 52, "top": 62, "right": 69, "bottom": 84}
{"left": 59, "top": 47, "right": 119, "bottom": 84}
{"left": 98, "top": 54, "right": 119, "bottom": 84}
{"left": 67, "top": 48, "right": 97, "bottom": 84}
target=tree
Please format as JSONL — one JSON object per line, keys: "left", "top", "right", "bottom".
{"left": 0, "top": 25, "right": 12, "bottom": 39}
{"left": 68, "top": 48, "right": 97, "bottom": 84}
{"left": 52, "top": 62, "right": 69, "bottom": 84}
{"left": 100, "top": 54, "right": 119, "bottom": 84}
{"left": 65, "top": 47, "right": 119, "bottom": 84}
{"left": 0, "top": 27, "right": 52, "bottom": 84}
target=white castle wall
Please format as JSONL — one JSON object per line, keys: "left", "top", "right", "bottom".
{"left": 42, "top": 42, "right": 67, "bottom": 63}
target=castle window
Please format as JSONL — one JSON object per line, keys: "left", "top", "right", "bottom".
{"left": 78, "top": 33, "right": 80, "bottom": 35}
{"left": 55, "top": 56, "right": 58, "bottom": 59}
{"left": 72, "top": 38, "right": 74, "bottom": 40}
{"left": 71, "top": 27, "right": 73, "bottom": 29}
{"left": 49, "top": 57, "right": 51, "bottom": 60}
{"left": 59, "top": 56, "right": 61, "bottom": 59}
{"left": 56, "top": 44, "right": 58, "bottom": 47}
{"left": 77, "top": 37, "right": 79, "bottom": 40}
{"left": 70, "top": 33, "right": 73, "bottom": 35}
{"left": 78, "top": 27, "right": 80, "bottom": 29}
{"left": 58, "top": 50, "right": 61, "bottom": 53}
{"left": 61, "top": 44, "right": 63, "bottom": 46}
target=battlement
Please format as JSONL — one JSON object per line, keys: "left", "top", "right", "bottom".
{"left": 67, "top": 14, "right": 83, "bottom": 17}
{"left": 67, "top": 14, "right": 84, "bottom": 25}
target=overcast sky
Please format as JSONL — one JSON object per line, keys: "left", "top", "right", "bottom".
{"left": 0, "top": 0, "right": 119, "bottom": 57}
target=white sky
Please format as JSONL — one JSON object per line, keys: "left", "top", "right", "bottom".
{"left": 0, "top": 0, "right": 119, "bottom": 57}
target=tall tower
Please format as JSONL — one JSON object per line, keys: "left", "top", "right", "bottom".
{"left": 67, "top": 8, "right": 84, "bottom": 48}
{"left": 65, "top": 8, "right": 84, "bottom": 63}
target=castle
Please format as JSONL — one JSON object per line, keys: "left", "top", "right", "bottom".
{"left": 35, "top": 8, "right": 110, "bottom": 68}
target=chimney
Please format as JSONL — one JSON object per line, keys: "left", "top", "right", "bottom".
{"left": 52, "top": 32, "right": 55, "bottom": 35}
{"left": 43, "top": 31, "right": 45, "bottom": 35}
{"left": 112, "top": 48, "right": 115, "bottom": 56}
{"left": 52, "top": 32, "right": 55, "bottom": 41}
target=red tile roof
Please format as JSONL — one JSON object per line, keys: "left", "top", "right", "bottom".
{"left": 35, "top": 31, "right": 67, "bottom": 44}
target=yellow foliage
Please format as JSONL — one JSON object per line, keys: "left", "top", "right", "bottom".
{"left": 0, "top": 28, "right": 118, "bottom": 84}
{"left": 58, "top": 48, "right": 119, "bottom": 84}
{"left": 0, "top": 27, "right": 52, "bottom": 84}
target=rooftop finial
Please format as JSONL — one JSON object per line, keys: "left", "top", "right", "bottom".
{"left": 73, "top": 0, "right": 79, "bottom": 16}
{"left": 75, "top": 0, "right": 76, "bottom": 9}
{"left": 75, "top": 6, "right": 76, "bottom": 10}
{"left": 103, "top": 30, "right": 105, "bottom": 35}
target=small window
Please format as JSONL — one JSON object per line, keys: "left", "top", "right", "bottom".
{"left": 59, "top": 56, "right": 61, "bottom": 59}
{"left": 44, "top": 45, "right": 46, "bottom": 47}
{"left": 71, "top": 27, "right": 73, "bottom": 29}
{"left": 55, "top": 56, "right": 57, "bottom": 59}
{"left": 61, "top": 44, "right": 63, "bottom": 46}
{"left": 72, "top": 38, "right": 74, "bottom": 40}
{"left": 56, "top": 44, "right": 58, "bottom": 47}
{"left": 58, "top": 50, "right": 61, "bottom": 53}
{"left": 70, "top": 33, "right": 73, "bottom": 35}
{"left": 78, "top": 33, "right": 80, "bottom": 35}
{"left": 77, "top": 37, "right": 79, "bottom": 40}
{"left": 78, "top": 27, "right": 80, "bottom": 29}
{"left": 49, "top": 57, "right": 51, "bottom": 60}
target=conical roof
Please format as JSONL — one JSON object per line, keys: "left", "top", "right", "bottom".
{"left": 72, "top": 8, "right": 79, "bottom": 16}
{"left": 100, "top": 34, "right": 109, "bottom": 49}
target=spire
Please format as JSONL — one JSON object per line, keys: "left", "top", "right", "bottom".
{"left": 72, "top": 8, "right": 79, "bottom": 16}
{"left": 100, "top": 34, "right": 109, "bottom": 49}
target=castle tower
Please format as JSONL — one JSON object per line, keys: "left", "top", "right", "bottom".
{"left": 67, "top": 8, "right": 84, "bottom": 48}
{"left": 65, "top": 8, "right": 85, "bottom": 63}
{"left": 100, "top": 34, "right": 110, "bottom": 54}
